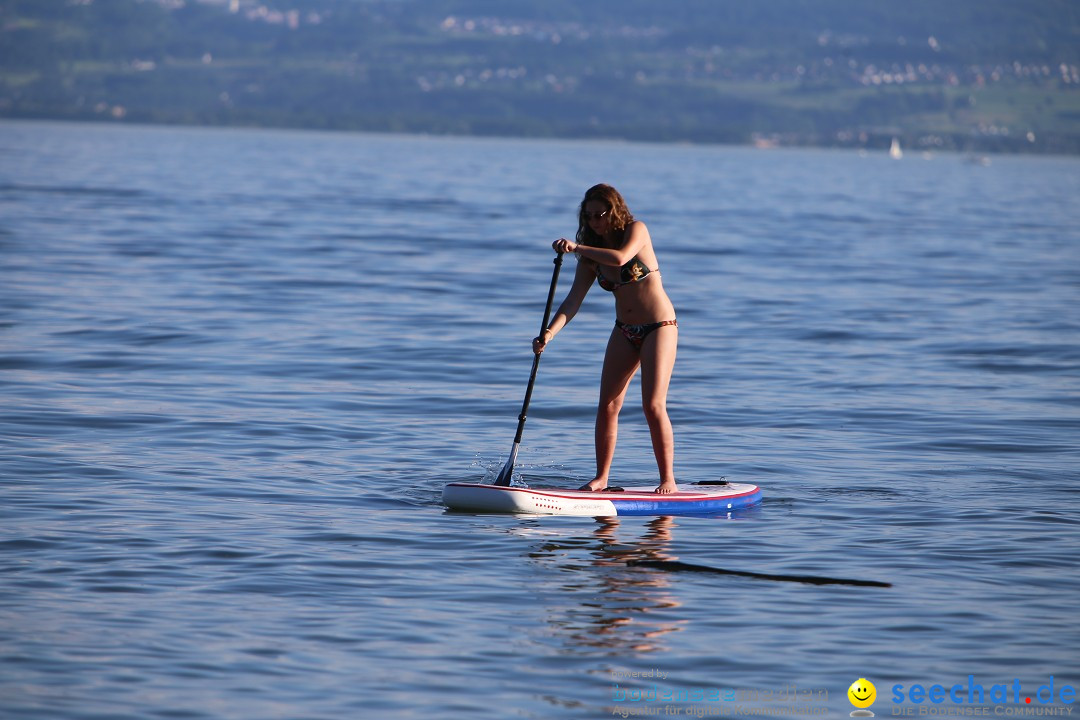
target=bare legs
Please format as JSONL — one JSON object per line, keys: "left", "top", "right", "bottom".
{"left": 579, "top": 329, "right": 637, "bottom": 492}
{"left": 579, "top": 323, "right": 678, "bottom": 493}
{"left": 640, "top": 323, "right": 678, "bottom": 492}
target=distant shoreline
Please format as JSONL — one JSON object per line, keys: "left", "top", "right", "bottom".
{"left": 2, "top": 113, "right": 1073, "bottom": 158}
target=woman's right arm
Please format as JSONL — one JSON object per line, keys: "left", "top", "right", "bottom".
{"left": 533, "top": 259, "right": 594, "bottom": 354}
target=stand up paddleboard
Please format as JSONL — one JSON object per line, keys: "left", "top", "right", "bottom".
{"left": 443, "top": 481, "right": 761, "bottom": 517}
{"left": 464, "top": 253, "right": 762, "bottom": 518}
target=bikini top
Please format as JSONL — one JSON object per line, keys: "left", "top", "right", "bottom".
{"left": 594, "top": 256, "right": 659, "bottom": 292}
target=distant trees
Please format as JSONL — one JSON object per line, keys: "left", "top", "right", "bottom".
{"left": 0, "top": 0, "right": 1076, "bottom": 153}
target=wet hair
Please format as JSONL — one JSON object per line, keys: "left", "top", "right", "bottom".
{"left": 575, "top": 183, "right": 635, "bottom": 246}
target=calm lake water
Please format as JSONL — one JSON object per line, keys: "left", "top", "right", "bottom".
{"left": 1, "top": 120, "right": 1078, "bottom": 719}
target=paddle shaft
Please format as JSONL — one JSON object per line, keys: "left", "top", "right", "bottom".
{"left": 495, "top": 252, "right": 563, "bottom": 485}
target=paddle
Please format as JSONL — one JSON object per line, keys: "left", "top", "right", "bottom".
{"left": 494, "top": 251, "right": 564, "bottom": 486}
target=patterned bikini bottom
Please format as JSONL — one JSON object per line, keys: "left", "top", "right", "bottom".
{"left": 614, "top": 318, "right": 678, "bottom": 350}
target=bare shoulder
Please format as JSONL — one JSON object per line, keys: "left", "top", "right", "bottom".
{"left": 622, "top": 220, "right": 653, "bottom": 252}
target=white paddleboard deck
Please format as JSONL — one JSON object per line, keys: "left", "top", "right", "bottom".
{"left": 443, "top": 481, "right": 761, "bottom": 516}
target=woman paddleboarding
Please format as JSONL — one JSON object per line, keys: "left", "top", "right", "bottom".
{"left": 532, "top": 184, "right": 679, "bottom": 494}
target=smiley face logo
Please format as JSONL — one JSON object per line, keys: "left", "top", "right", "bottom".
{"left": 848, "top": 678, "right": 877, "bottom": 715}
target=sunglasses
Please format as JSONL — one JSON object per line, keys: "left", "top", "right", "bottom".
{"left": 584, "top": 209, "right": 610, "bottom": 221}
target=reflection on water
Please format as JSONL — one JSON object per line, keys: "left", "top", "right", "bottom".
{"left": 528, "top": 516, "right": 684, "bottom": 654}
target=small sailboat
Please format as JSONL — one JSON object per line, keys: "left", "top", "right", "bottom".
{"left": 889, "top": 137, "right": 903, "bottom": 159}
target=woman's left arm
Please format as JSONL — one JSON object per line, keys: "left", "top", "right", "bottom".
{"left": 555, "top": 222, "right": 650, "bottom": 267}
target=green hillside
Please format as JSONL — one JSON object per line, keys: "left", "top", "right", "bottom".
{"left": 2, "top": 0, "right": 1078, "bottom": 153}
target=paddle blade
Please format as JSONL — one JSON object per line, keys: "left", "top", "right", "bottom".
{"left": 493, "top": 444, "right": 519, "bottom": 486}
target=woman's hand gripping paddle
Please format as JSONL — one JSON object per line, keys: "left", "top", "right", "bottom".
{"left": 494, "top": 252, "right": 564, "bottom": 486}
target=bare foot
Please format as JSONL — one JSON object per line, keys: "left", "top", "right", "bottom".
{"left": 578, "top": 478, "right": 608, "bottom": 492}
{"left": 654, "top": 480, "right": 678, "bottom": 494}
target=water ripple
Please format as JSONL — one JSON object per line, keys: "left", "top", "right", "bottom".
{"left": 1, "top": 122, "right": 1078, "bottom": 719}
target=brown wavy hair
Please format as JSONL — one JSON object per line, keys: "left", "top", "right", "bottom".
{"left": 575, "top": 183, "right": 635, "bottom": 247}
